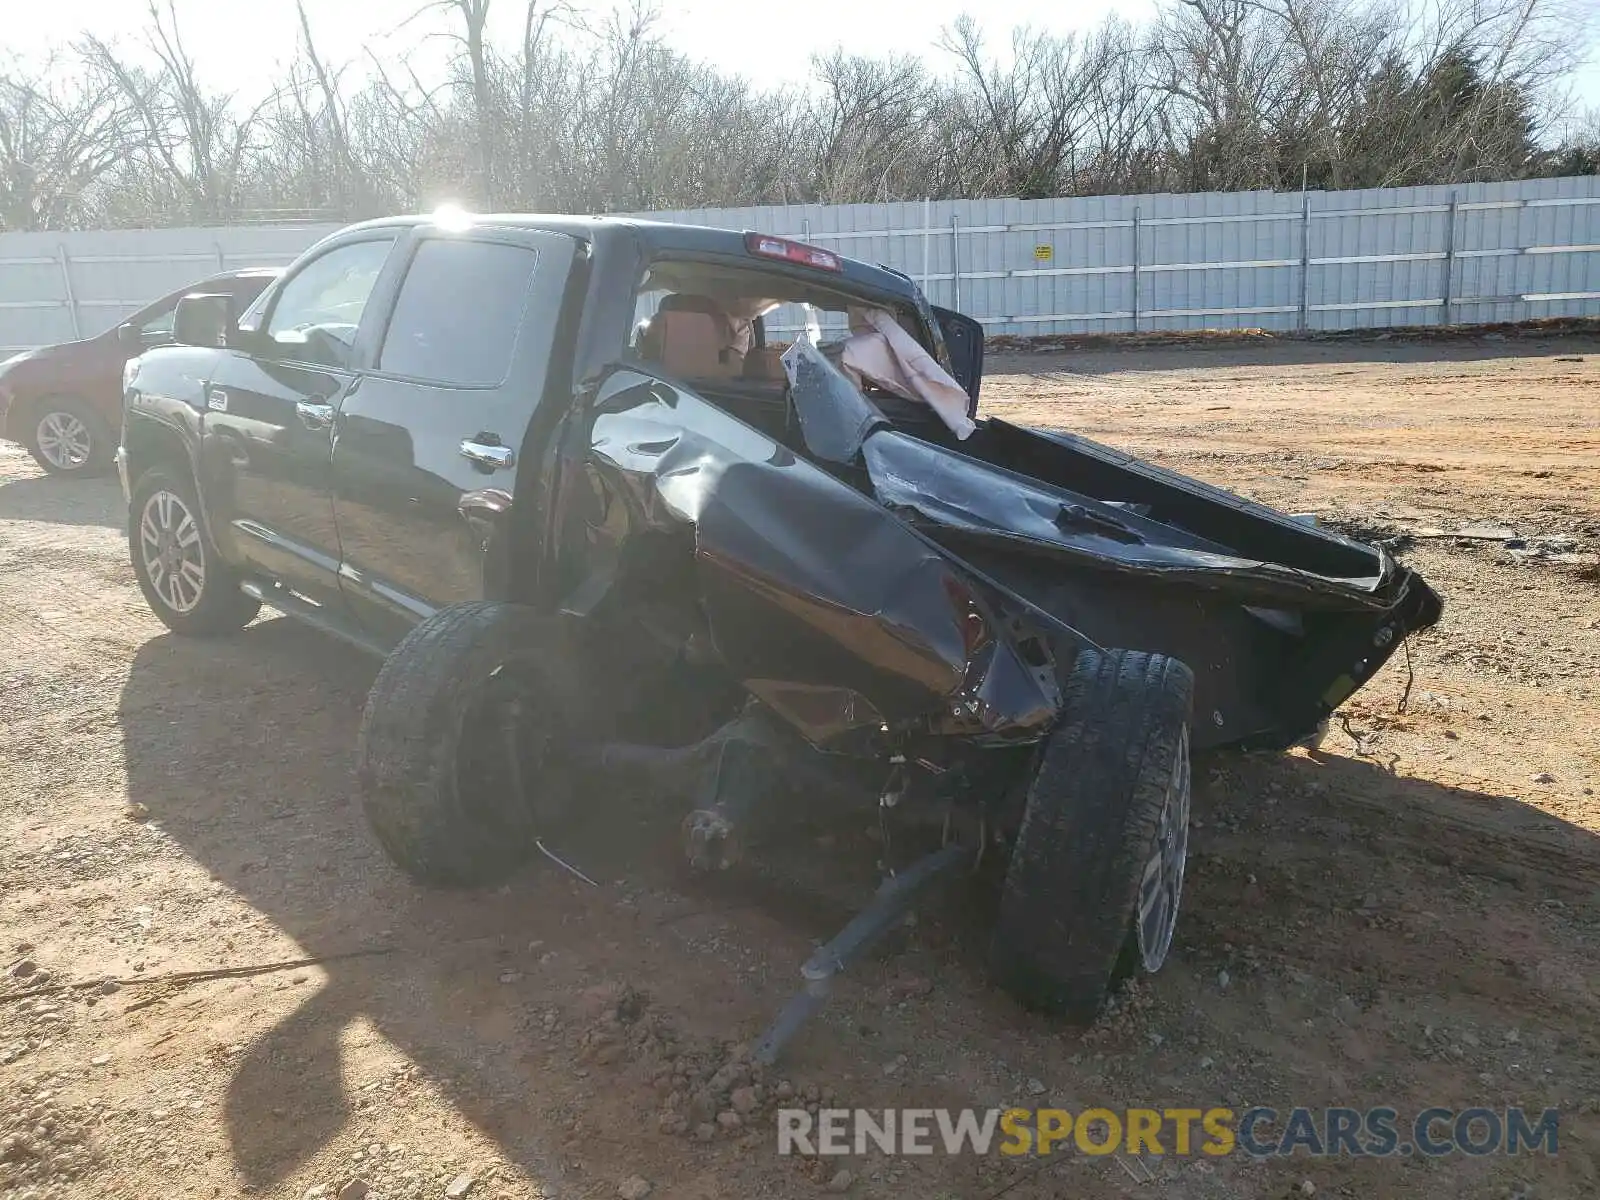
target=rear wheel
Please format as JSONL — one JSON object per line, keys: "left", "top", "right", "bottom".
{"left": 989, "top": 648, "right": 1194, "bottom": 1022}
{"left": 357, "top": 602, "right": 602, "bottom": 888}
{"left": 129, "top": 466, "right": 261, "bottom": 636}
{"left": 25, "top": 397, "right": 113, "bottom": 476}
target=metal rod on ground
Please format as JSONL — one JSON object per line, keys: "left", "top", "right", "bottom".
{"left": 1441, "top": 191, "right": 1458, "bottom": 326}
{"left": 1130, "top": 206, "right": 1140, "bottom": 332}
{"left": 752, "top": 843, "right": 968, "bottom": 1065}
{"left": 57, "top": 245, "right": 82, "bottom": 340}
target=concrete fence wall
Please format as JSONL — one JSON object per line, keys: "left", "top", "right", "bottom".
{"left": 3, "top": 175, "right": 1597, "bottom": 358}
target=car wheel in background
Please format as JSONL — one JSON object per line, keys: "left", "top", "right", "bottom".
{"left": 24, "top": 397, "right": 114, "bottom": 476}
{"left": 129, "top": 466, "right": 261, "bottom": 636}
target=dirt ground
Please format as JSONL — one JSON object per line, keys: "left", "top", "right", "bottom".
{"left": 2, "top": 336, "right": 1598, "bottom": 1200}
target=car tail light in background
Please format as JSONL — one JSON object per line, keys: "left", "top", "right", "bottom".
{"left": 744, "top": 233, "right": 842, "bottom": 272}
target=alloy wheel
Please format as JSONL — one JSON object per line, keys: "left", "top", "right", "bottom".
{"left": 36, "top": 411, "right": 93, "bottom": 470}
{"left": 139, "top": 489, "right": 206, "bottom": 614}
{"left": 1135, "top": 724, "right": 1190, "bottom": 972}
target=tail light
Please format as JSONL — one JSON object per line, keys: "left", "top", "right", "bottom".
{"left": 744, "top": 233, "right": 842, "bottom": 272}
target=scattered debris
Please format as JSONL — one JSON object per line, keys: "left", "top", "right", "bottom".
{"left": 1410, "top": 526, "right": 1512, "bottom": 541}
{"left": 885, "top": 974, "right": 934, "bottom": 1001}
{"left": 444, "top": 1173, "right": 475, "bottom": 1198}
{"left": 730, "top": 1086, "right": 759, "bottom": 1114}
{"left": 618, "top": 1176, "right": 653, "bottom": 1200}
{"left": 1, "top": 946, "right": 394, "bottom": 1006}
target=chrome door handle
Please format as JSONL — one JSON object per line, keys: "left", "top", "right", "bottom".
{"left": 460, "top": 440, "right": 515, "bottom": 471}
{"left": 295, "top": 400, "right": 335, "bottom": 430}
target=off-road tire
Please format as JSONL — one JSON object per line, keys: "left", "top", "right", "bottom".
{"left": 357, "top": 602, "right": 600, "bottom": 889}
{"left": 129, "top": 466, "right": 261, "bottom": 636}
{"left": 24, "top": 396, "right": 114, "bottom": 475}
{"left": 989, "top": 648, "right": 1194, "bottom": 1022}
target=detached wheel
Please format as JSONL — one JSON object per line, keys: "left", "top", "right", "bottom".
{"left": 357, "top": 602, "right": 600, "bottom": 888}
{"left": 989, "top": 648, "right": 1194, "bottom": 1022}
{"left": 129, "top": 466, "right": 261, "bottom": 636}
{"left": 25, "top": 397, "right": 113, "bottom": 476}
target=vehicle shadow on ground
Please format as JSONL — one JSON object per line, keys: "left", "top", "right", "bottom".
{"left": 0, "top": 473, "right": 123, "bottom": 529}
{"left": 117, "top": 620, "right": 1600, "bottom": 1192}
{"left": 988, "top": 334, "right": 1600, "bottom": 375}
{"left": 118, "top": 619, "right": 723, "bottom": 1193}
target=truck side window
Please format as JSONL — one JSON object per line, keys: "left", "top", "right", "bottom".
{"left": 378, "top": 240, "right": 538, "bottom": 387}
{"left": 264, "top": 238, "right": 396, "bottom": 369}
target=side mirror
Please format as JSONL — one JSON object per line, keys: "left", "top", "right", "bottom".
{"left": 116, "top": 323, "right": 143, "bottom": 351}
{"left": 173, "top": 293, "right": 235, "bottom": 348}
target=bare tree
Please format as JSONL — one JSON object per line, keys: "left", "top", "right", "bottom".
{"left": 84, "top": 1, "right": 277, "bottom": 222}
{"left": 805, "top": 52, "right": 933, "bottom": 203}
{"left": 0, "top": 0, "right": 1592, "bottom": 230}
{"left": 0, "top": 53, "right": 134, "bottom": 230}
{"left": 407, "top": 0, "right": 497, "bottom": 205}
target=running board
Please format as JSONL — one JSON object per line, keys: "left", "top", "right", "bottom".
{"left": 240, "top": 581, "right": 388, "bottom": 658}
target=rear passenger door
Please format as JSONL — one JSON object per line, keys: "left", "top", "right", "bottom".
{"left": 330, "top": 227, "right": 577, "bottom": 646}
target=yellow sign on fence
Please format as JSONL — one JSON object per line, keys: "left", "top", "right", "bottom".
{"left": 1033, "top": 244, "right": 1054, "bottom": 261}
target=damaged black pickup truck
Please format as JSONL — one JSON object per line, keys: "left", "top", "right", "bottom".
{"left": 120, "top": 214, "right": 1440, "bottom": 1049}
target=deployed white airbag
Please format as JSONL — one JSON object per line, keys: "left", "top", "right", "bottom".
{"left": 837, "top": 307, "right": 976, "bottom": 440}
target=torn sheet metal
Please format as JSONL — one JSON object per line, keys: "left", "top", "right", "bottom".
{"left": 778, "top": 336, "right": 886, "bottom": 464}
{"left": 570, "top": 335, "right": 1439, "bottom": 755}
{"left": 860, "top": 429, "right": 1398, "bottom": 609}
{"left": 580, "top": 369, "right": 1060, "bottom": 747}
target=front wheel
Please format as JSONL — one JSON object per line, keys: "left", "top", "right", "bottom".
{"left": 129, "top": 466, "right": 261, "bottom": 636}
{"left": 989, "top": 648, "right": 1194, "bottom": 1022}
{"left": 24, "top": 398, "right": 113, "bottom": 476}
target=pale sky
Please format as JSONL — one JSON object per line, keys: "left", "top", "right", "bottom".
{"left": 10, "top": 0, "right": 1599, "bottom": 114}
{"left": 11, "top": 0, "right": 1155, "bottom": 96}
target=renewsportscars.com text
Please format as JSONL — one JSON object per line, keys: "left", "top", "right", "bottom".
{"left": 776, "top": 1106, "right": 1560, "bottom": 1158}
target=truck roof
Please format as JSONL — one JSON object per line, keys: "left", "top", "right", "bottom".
{"left": 342, "top": 213, "right": 921, "bottom": 303}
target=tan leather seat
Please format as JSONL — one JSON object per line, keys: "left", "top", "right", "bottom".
{"left": 742, "top": 345, "right": 786, "bottom": 381}
{"left": 641, "top": 295, "right": 745, "bottom": 379}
